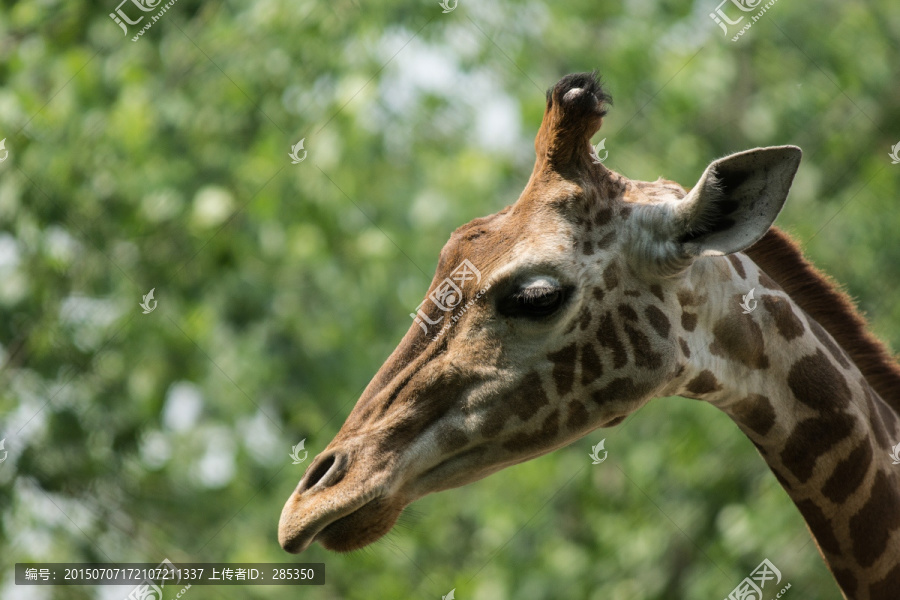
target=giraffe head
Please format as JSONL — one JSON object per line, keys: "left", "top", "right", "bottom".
{"left": 279, "top": 72, "right": 802, "bottom": 554}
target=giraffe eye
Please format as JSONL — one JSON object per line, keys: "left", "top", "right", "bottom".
{"left": 498, "top": 281, "right": 570, "bottom": 319}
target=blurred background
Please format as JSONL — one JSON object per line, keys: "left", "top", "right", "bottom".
{"left": 1, "top": 0, "right": 898, "bottom": 598}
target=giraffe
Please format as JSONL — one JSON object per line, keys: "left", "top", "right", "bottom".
{"left": 279, "top": 72, "right": 900, "bottom": 599}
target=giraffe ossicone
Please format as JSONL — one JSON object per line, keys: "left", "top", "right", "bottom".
{"left": 280, "top": 72, "right": 900, "bottom": 600}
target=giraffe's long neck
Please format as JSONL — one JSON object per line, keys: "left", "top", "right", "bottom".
{"left": 670, "top": 254, "right": 900, "bottom": 600}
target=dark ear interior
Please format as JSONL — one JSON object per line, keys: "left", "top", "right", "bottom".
{"left": 677, "top": 166, "right": 751, "bottom": 244}
{"left": 679, "top": 146, "right": 802, "bottom": 257}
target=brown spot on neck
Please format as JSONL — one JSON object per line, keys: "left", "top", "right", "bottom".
{"left": 709, "top": 312, "right": 769, "bottom": 370}
{"left": 617, "top": 304, "right": 638, "bottom": 320}
{"left": 622, "top": 323, "right": 662, "bottom": 369}
{"left": 685, "top": 370, "right": 721, "bottom": 395}
{"left": 870, "top": 564, "right": 900, "bottom": 600}
{"left": 677, "top": 290, "right": 700, "bottom": 307}
{"left": 831, "top": 568, "right": 858, "bottom": 600}
{"left": 761, "top": 295, "right": 805, "bottom": 340}
{"left": 795, "top": 499, "right": 842, "bottom": 556}
{"left": 644, "top": 305, "right": 671, "bottom": 338}
{"left": 787, "top": 349, "right": 851, "bottom": 410}
{"left": 809, "top": 319, "right": 851, "bottom": 369}
{"left": 821, "top": 437, "right": 872, "bottom": 504}
{"left": 747, "top": 226, "right": 900, "bottom": 416}
{"left": 849, "top": 470, "right": 900, "bottom": 567}
{"left": 780, "top": 412, "right": 855, "bottom": 483}
{"left": 727, "top": 254, "right": 747, "bottom": 279}
{"left": 729, "top": 394, "right": 776, "bottom": 436}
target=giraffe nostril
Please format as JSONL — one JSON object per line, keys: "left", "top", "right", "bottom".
{"left": 297, "top": 452, "right": 344, "bottom": 493}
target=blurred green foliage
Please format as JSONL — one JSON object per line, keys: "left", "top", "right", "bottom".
{"left": 1, "top": 0, "right": 898, "bottom": 598}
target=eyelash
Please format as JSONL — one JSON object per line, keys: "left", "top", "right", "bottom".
{"left": 498, "top": 285, "right": 568, "bottom": 318}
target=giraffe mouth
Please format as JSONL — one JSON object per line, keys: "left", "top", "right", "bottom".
{"left": 278, "top": 480, "right": 407, "bottom": 554}
{"left": 279, "top": 449, "right": 485, "bottom": 554}
{"left": 278, "top": 490, "right": 371, "bottom": 554}
{"left": 314, "top": 495, "right": 405, "bottom": 552}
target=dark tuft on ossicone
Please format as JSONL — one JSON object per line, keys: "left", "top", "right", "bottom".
{"left": 546, "top": 71, "right": 613, "bottom": 117}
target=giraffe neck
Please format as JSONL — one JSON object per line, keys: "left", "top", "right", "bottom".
{"left": 671, "top": 254, "right": 900, "bottom": 600}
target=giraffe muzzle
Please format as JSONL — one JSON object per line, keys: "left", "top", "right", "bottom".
{"left": 278, "top": 448, "right": 405, "bottom": 554}
{"left": 279, "top": 451, "right": 351, "bottom": 553}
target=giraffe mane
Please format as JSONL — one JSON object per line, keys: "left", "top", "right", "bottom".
{"left": 746, "top": 226, "right": 900, "bottom": 414}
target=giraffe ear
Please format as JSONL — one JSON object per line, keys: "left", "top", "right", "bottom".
{"left": 676, "top": 145, "right": 802, "bottom": 257}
